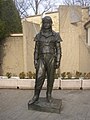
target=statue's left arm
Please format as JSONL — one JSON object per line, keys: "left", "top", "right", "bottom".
{"left": 34, "top": 34, "right": 39, "bottom": 69}
{"left": 55, "top": 33, "right": 62, "bottom": 69}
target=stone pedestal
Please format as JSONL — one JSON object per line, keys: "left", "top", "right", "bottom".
{"left": 28, "top": 97, "right": 62, "bottom": 114}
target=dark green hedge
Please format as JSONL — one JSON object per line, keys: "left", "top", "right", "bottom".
{"left": 0, "top": 0, "right": 22, "bottom": 40}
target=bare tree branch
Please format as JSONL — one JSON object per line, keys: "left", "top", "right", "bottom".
{"left": 38, "top": 0, "right": 42, "bottom": 5}
{"left": 63, "top": 0, "right": 90, "bottom": 6}
{"left": 14, "top": 0, "right": 59, "bottom": 18}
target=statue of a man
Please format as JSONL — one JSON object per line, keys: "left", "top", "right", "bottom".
{"left": 29, "top": 16, "right": 62, "bottom": 104}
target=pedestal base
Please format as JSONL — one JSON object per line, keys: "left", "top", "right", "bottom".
{"left": 28, "top": 97, "right": 62, "bottom": 114}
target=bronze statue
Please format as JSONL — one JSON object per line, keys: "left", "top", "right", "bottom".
{"left": 28, "top": 16, "right": 62, "bottom": 104}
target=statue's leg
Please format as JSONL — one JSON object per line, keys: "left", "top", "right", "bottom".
{"left": 46, "top": 56, "right": 55, "bottom": 102}
{"left": 28, "top": 58, "right": 46, "bottom": 104}
{"left": 34, "top": 58, "right": 46, "bottom": 97}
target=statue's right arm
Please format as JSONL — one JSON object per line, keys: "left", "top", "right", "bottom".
{"left": 34, "top": 36, "right": 39, "bottom": 69}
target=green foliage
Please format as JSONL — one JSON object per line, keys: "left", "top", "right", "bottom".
{"left": 0, "top": 0, "right": 22, "bottom": 40}
{"left": 19, "top": 71, "right": 36, "bottom": 79}
{"left": 67, "top": 72, "right": 72, "bottom": 79}
{"left": 32, "top": 73, "right": 36, "bottom": 79}
{"left": 54, "top": 73, "right": 59, "bottom": 79}
{"left": 27, "top": 71, "right": 33, "bottom": 79}
{"left": 0, "top": 20, "right": 7, "bottom": 40}
{"left": 75, "top": 71, "right": 82, "bottom": 79}
{"left": 85, "top": 72, "right": 90, "bottom": 79}
{"left": 60, "top": 71, "right": 90, "bottom": 79}
{"left": 19, "top": 72, "right": 26, "bottom": 79}
{"left": 75, "top": 72, "right": 90, "bottom": 79}
{"left": 81, "top": 73, "right": 87, "bottom": 78}
{"left": 61, "top": 72, "right": 66, "bottom": 79}
{"left": 6, "top": 72, "right": 12, "bottom": 78}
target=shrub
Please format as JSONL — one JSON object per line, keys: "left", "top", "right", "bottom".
{"left": 27, "top": 71, "right": 33, "bottom": 79}
{"left": 19, "top": 72, "right": 25, "bottom": 79}
{"left": 81, "top": 73, "right": 87, "bottom": 79}
{"left": 32, "top": 73, "right": 36, "bottom": 79}
{"left": 54, "top": 73, "right": 59, "bottom": 79}
{"left": 61, "top": 72, "right": 66, "bottom": 79}
{"left": 75, "top": 71, "right": 82, "bottom": 79}
{"left": 86, "top": 72, "right": 90, "bottom": 79}
{"left": 67, "top": 72, "right": 72, "bottom": 79}
{"left": 0, "top": 0, "right": 22, "bottom": 40}
{"left": 6, "top": 72, "right": 12, "bottom": 78}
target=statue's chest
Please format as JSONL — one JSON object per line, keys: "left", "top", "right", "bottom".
{"left": 39, "top": 35, "right": 55, "bottom": 43}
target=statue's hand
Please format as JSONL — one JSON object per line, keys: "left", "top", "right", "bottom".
{"left": 34, "top": 60, "right": 38, "bottom": 69}
{"left": 55, "top": 61, "right": 60, "bottom": 69}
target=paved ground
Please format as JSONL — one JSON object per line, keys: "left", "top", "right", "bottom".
{"left": 0, "top": 89, "right": 90, "bottom": 120}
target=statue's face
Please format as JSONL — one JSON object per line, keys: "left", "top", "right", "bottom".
{"left": 43, "top": 21, "right": 52, "bottom": 29}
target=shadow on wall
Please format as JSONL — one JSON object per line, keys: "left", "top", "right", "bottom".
{"left": 0, "top": 39, "right": 6, "bottom": 75}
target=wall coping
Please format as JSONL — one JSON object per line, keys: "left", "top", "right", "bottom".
{"left": 10, "top": 34, "right": 23, "bottom": 37}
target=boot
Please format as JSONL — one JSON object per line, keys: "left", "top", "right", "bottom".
{"left": 28, "top": 89, "right": 40, "bottom": 105}
{"left": 28, "top": 95, "right": 39, "bottom": 105}
{"left": 46, "top": 93, "right": 52, "bottom": 103}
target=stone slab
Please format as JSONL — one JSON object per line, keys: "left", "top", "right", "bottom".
{"left": 82, "top": 79, "right": 90, "bottom": 89}
{"left": 28, "top": 97, "right": 62, "bottom": 114}
{"left": 17, "top": 79, "right": 35, "bottom": 89}
{"left": 61, "top": 79, "right": 81, "bottom": 89}
{"left": 0, "top": 79, "right": 17, "bottom": 88}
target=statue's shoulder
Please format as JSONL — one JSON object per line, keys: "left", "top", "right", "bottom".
{"left": 52, "top": 31, "right": 62, "bottom": 42}
{"left": 34, "top": 32, "right": 41, "bottom": 41}
{"left": 52, "top": 31, "right": 59, "bottom": 36}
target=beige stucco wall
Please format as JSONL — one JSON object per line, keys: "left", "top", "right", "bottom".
{"left": 59, "top": 6, "right": 90, "bottom": 73}
{"left": 22, "top": 20, "right": 40, "bottom": 73}
{"left": 59, "top": 6, "right": 80, "bottom": 73}
{"left": 26, "top": 11, "right": 59, "bottom": 32}
{"left": 79, "top": 7, "right": 90, "bottom": 73}
{"left": 2, "top": 36, "right": 24, "bottom": 76}
{"left": 88, "top": 27, "right": 90, "bottom": 45}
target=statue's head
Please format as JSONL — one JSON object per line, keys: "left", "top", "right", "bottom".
{"left": 41, "top": 16, "right": 53, "bottom": 30}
